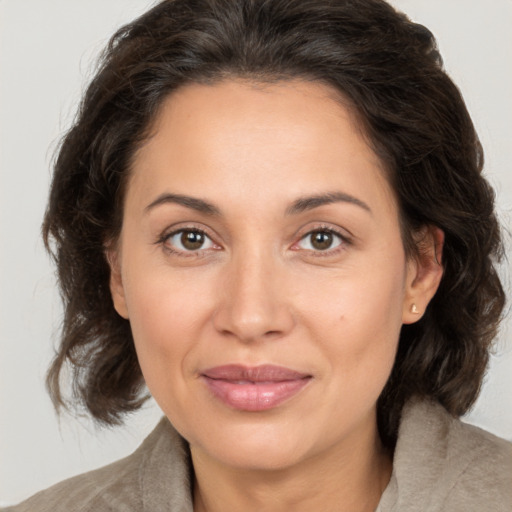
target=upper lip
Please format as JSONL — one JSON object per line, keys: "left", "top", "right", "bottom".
{"left": 201, "top": 364, "right": 311, "bottom": 382}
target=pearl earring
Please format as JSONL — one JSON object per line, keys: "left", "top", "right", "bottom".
{"left": 411, "top": 304, "right": 419, "bottom": 314}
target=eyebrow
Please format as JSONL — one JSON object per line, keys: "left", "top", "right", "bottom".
{"left": 145, "top": 191, "right": 371, "bottom": 217}
{"left": 145, "top": 193, "right": 221, "bottom": 215}
{"left": 286, "top": 192, "right": 372, "bottom": 216}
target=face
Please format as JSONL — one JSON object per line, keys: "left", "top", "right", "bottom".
{"left": 110, "top": 80, "right": 441, "bottom": 472}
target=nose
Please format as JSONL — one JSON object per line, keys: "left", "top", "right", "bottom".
{"left": 212, "top": 248, "right": 295, "bottom": 343}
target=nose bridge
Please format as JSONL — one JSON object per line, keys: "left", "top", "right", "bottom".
{"left": 213, "top": 242, "right": 294, "bottom": 342}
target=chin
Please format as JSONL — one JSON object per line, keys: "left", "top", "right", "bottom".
{"left": 208, "top": 442, "right": 307, "bottom": 472}
{"left": 189, "top": 418, "right": 314, "bottom": 471}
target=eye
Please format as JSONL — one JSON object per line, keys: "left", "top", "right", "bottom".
{"left": 165, "top": 229, "right": 216, "bottom": 252}
{"left": 296, "top": 229, "right": 344, "bottom": 251}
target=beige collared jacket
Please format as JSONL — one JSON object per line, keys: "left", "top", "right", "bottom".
{"left": 4, "top": 398, "right": 512, "bottom": 511}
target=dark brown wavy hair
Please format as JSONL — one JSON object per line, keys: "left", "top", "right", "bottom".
{"left": 43, "top": 0, "right": 505, "bottom": 446}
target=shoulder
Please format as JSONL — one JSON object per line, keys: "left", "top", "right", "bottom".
{"left": 383, "top": 398, "right": 512, "bottom": 512}
{"left": 2, "top": 418, "right": 190, "bottom": 512}
{"left": 2, "top": 453, "right": 142, "bottom": 512}
{"left": 441, "top": 412, "right": 512, "bottom": 510}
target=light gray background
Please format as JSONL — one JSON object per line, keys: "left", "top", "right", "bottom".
{"left": 1, "top": 0, "right": 511, "bottom": 506}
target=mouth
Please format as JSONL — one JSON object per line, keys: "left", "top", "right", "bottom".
{"left": 200, "top": 364, "right": 312, "bottom": 412}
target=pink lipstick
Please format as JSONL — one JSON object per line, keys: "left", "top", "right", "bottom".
{"left": 201, "top": 364, "right": 311, "bottom": 411}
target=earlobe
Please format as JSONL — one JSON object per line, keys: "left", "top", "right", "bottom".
{"left": 402, "top": 226, "right": 444, "bottom": 325}
{"left": 105, "top": 246, "right": 129, "bottom": 319}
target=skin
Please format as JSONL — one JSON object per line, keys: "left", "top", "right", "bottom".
{"left": 109, "top": 80, "right": 443, "bottom": 512}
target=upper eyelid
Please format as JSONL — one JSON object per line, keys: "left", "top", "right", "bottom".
{"left": 296, "top": 223, "right": 353, "bottom": 242}
{"left": 296, "top": 229, "right": 347, "bottom": 247}
{"left": 156, "top": 222, "right": 353, "bottom": 250}
{"left": 158, "top": 227, "right": 220, "bottom": 257}
{"left": 300, "top": 228, "right": 345, "bottom": 241}
{"left": 291, "top": 225, "right": 354, "bottom": 255}
{"left": 158, "top": 223, "right": 217, "bottom": 243}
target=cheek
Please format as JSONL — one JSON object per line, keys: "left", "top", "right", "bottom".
{"left": 302, "top": 258, "right": 406, "bottom": 334}
{"left": 300, "top": 256, "right": 407, "bottom": 384}
{"left": 121, "top": 263, "right": 213, "bottom": 388}
{"left": 316, "top": 282, "right": 405, "bottom": 427}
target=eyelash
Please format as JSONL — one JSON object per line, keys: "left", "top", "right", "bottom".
{"left": 156, "top": 225, "right": 351, "bottom": 258}
{"left": 292, "top": 226, "right": 351, "bottom": 257}
{"left": 157, "top": 226, "right": 219, "bottom": 258}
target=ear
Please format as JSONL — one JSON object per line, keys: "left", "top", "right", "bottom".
{"left": 402, "top": 225, "right": 444, "bottom": 325}
{"left": 105, "top": 244, "right": 129, "bottom": 320}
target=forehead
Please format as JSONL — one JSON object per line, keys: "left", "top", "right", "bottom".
{"left": 128, "top": 79, "right": 397, "bottom": 217}
{"left": 145, "top": 79, "right": 367, "bottom": 156}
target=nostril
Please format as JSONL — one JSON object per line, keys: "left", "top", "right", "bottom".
{"left": 263, "top": 330, "right": 282, "bottom": 337}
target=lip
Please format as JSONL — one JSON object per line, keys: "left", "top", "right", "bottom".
{"left": 200, "top": 364, "right": 312, "bottom": 412}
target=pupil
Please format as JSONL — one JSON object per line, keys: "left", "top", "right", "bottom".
{"left": 181, "top": 231, "right": 204, "bottom": 250}
{"left": 312, "top": 231, "right": 332, "bottom": 250}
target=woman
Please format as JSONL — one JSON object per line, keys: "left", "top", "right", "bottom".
{"left": 4, "top": 0, "right": 511, "bottom": 510}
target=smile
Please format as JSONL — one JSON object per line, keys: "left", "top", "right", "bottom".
{"left": 201, "top": 364, "right": 312, "bottom": 412}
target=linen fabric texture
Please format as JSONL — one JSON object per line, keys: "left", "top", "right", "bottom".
{"left": 4, "top": 398, "right": 512, "bottom": 512}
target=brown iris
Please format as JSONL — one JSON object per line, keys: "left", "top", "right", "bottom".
{"left": 180, "top": 230, "right": 205, "bottom": 250}
{"left": 310, "top": 230, "right": 334, "bottom": 250}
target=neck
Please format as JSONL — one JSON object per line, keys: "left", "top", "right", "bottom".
{"left": 191, "top": 421, "right": 392, "bottom": 512}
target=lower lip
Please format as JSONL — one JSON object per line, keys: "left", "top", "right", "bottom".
{"left": 202, "top": 377, "right": 311, "bottom": 412}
